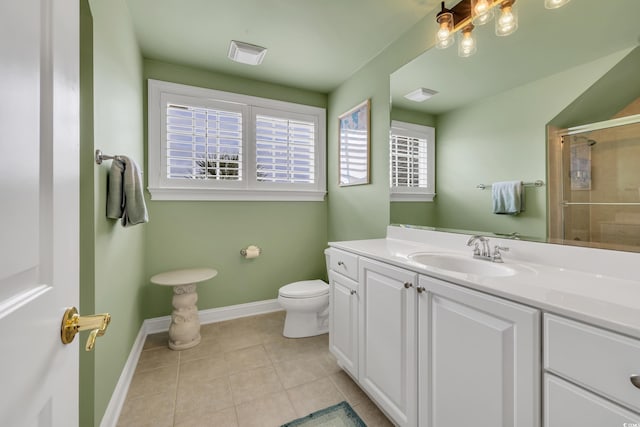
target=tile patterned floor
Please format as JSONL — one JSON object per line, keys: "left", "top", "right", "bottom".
{"left": 117, "top": 311, "right": 394, "bottom": 427}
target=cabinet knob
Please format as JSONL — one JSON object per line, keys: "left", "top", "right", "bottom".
{"left": 416, "top": 286, "right": 425, "bottom": 293}
{"left": 337, "top": 261, "right": 345, "bottom": 266}
{"left": 350, "top": 290, "right": 357, "bottom": 295}
{"left": 404, "top": 282, "right": 413, "bottom": 289}
{"left": 631, "top": 374, "right": 640, "bottom": 389}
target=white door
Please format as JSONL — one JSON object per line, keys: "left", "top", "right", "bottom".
{"left": 0, "top": 0, "right": 80, "bottom": 425}
{"left": 328, "top": 270, "right": 359, "bottom": 378}
{"left": 359, "top": 258, "right": 418, "bottom": 427}
{"left": 418, "top": 276, "right": 540, "bottom": 427}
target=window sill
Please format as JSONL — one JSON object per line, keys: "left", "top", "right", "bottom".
{"left": 390, "top": 192, "right": 436, "bottom": 202}
{"left": 148, "top": 187, "right": 327, "bottom": 202}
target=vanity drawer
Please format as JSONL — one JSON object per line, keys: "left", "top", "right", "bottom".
{"left": 545, "top": 374, "right": 640, "bottom": 427}
{"left": 544, "top": 314, "right": 640, "bottom": 412}
{"left": 329, "top": 249, "right": 359, "bottom": 281}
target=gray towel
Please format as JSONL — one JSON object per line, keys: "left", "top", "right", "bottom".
{"left": 492, "top": 181, "right": 525, "bottom": 215}
{"left": 106, "top": 156, "right": 149, "bottom": 227}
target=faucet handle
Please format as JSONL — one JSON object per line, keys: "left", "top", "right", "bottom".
{"left": 492, "top": 245, "right": 509, "bottom": 263}
{"left": 471, "top": 242, "right": 481, "bottom": 256}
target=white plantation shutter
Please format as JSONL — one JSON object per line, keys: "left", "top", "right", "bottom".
{"left": 255, "top": 114, "right": 315, "bottom": 184}
{"left": 148, "top": 80, "right": 326, "bottom": 201}
{"left": 391, "top": 134, "right": 427, "bottom": 188}
{"left": 166, "top": 103, "right": 242, "bottom": 180}
{"left": 340, "top": 127, "right": 368, "bottom": 184}
{"left": 390, "top": 121, "right": 435, "bottom": 201}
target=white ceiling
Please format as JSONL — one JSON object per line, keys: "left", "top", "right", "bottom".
{"left": 126, "top": 0, "right": 439, "bottom": 92}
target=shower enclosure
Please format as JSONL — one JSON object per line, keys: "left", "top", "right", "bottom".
{"left": 549, "top": 114, "right": 640, "bottom": 251}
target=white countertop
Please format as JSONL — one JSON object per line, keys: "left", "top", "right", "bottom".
{"left": 329, "top": 228, "right": 640, "bottom": 340}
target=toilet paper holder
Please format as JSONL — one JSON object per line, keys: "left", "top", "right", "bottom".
{"left": 240, "top": 245, "right": 262, "bottom": 258}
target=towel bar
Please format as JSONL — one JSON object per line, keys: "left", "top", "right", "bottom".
{"left": 477, "top": 180, "right": 544, "bottom": 190}
{"left": 95, "top": 149, "right": 122, "bottom": 165}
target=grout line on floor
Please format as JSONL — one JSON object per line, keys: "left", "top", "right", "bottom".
{"left": 171, "top": 350, "right": 180, "bottom": 426}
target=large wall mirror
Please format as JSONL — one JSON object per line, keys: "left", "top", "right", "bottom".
{"left": 389, "top": 0, "right": 640, "bottom": 252}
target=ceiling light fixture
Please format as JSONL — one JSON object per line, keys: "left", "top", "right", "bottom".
{"left": 227, "top": 40, "right": 267, "bottom": 66}
{"left": 404, "top": 88, "right": 439, "bottom": 102}
{"left": 434, "top": 0, "right": 570, "bottom": 58}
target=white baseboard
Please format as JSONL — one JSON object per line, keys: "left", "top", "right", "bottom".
{"left": 99, "top": 325, "right": 147, "bottom": 427}
{"left": 144, "top": 298, "right": 282, "bottom": 334}
{"left": 99, "top": 298, "right": 282, "bottom": 427}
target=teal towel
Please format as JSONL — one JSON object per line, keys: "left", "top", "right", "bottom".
{"left": 106, "top": 156, "right": 149, "bottom": 227}
{"left": 492, "top": 181, "right": 525, "bottom": 215}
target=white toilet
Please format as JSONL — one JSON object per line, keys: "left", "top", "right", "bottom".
{"left": 278, "top": 279, "right": 329, "bottom": 338}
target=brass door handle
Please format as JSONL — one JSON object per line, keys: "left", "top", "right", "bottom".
{"left": 60, "top": 307, "right": 111, "bottom": 351}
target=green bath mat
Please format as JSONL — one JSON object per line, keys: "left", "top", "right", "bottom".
{"left": 281, "top": 401, "right": 366, "bottom": 427}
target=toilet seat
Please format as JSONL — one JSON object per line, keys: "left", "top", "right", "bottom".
{"left": 278, "top": 280, "right": 328, "bottom": 299}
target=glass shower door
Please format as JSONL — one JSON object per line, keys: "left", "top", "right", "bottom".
{"left": 561, "top": 116, "right": 640, "bottom": 251}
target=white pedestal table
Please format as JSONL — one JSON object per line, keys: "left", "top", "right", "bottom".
{"left": 150, "top": 268, "right": 217, "bottom": 350}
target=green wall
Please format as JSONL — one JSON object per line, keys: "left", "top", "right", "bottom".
{"left": 142, "top": 59, "right": 329, "bottom": 319}
{"left": 552, "top": 46, "right": 640, "bottom": 129}
{"left": 431, "top": 50, "right": 630, "bottom": 238}
{"left": 88, "top": 0, "right": 146, "bottom": 424}
{"left": 390, "top": 106, "right": 436, "bottom": 127}
{"left": 327, "top": 10, "right": 439, "bottom": 242}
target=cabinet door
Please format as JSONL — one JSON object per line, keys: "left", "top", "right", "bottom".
{"left": 418, "top": 276, "right": 540, "bottom": 427}
{"left": 329, "top": 271, "right": 359, "bottom": 378}
{"left": 359, "top": 258, "right": 418, "bottom": 427}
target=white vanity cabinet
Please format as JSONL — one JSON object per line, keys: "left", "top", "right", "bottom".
{"left": 544, "top": 314, "right": 640, "bottom": 426}
{"left": 327, "top": 249, "right": 360, "bottom": 378}
{"left": 417, "top": 275, "right": 540, "bottom": 427}
{"left": 327, "top": 249, "right": 542, "bottom": 427}
{"left": 328, "top": 226, "right": 640, "bottom": 427}
{"left": 359, "top": 258, "right": 418, "bottom": 427}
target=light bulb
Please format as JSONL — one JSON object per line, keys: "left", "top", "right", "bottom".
{"left": 471, "top": 0, "right": 494, "bottom": 25}
{"left": 437, "top": 24, "right": 450, "bottom": 42}
{"left": 495, "top": 2, "right": 518, "bottom": 36}
{"left": 435, "top": 11, "right": 454, "bottom": 49}
{"left": 436, "top": 35, "right": 455, "bottom": 49}
{"left": 458, "top": 27, "right": 477, "bottom": 58}
{"left": 545, "top": 0, "right": 570, "bottom": 9}
{"left": 474, "top": 0, "right": 490, "bottom": 14}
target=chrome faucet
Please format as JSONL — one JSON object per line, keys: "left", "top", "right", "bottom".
{"left": 466, "top": 235, "right": 509, "bottom": 263}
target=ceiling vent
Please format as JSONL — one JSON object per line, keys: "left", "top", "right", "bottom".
{"left": 227, "top": 40, "right": 267, "bottom": 66}
{"left": 404, "top": 88, "right": 438, "bottom": 102}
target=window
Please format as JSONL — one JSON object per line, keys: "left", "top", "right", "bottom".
{"left": 148, "top": 80, "right": 326, "bottom": 201}
{"left": 389, "top": 120, "right": 435, "bottom": 201}
{"left": 166, "top": 103, "right": 243, "bottom": 181}
{"left": 254, "top": 109, "right": 316, "bottom": 185}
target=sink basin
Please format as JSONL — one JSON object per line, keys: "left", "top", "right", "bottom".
{"left": 407, "top": 252, "right": 516, "bottom": 277}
